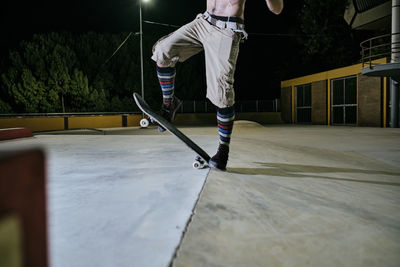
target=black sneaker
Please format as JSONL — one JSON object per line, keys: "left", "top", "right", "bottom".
{"left": 158, "top": 96, "right": 182, "bottom": 132}
{"left": 209, "top": 144, "right": 230, "bottom": 171}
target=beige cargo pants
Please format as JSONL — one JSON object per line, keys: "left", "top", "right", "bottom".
{"left": 151, "top": 13, "right": 242, "bottom": 108}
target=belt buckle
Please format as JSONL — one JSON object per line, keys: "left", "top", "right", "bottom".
{"left": 216, "top": 20, "right": 226, "bottom": 29}
{"left": 226, "top": 22, "right": 238, "bottom": 30}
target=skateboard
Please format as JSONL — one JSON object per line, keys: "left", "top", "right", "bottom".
{"left": 133, "top": 93, "right": 210, "bottom": 169}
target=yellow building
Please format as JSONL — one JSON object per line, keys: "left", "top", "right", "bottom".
{"left": 280, "top": 58, "right": 389, "bottom": 127}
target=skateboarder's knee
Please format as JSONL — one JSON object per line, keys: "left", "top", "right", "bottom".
{"left": 157, "top": 62, "right": 170, "bottom": 68}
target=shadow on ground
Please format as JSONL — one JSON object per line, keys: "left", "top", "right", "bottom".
{"left": 229, "top": 162, "right": 400, "bottom": 186}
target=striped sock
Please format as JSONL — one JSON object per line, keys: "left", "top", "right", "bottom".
{"left": 217, "top": 106, "right": 235, "bottom": 146}
{"left": 157, "top": 66, "right": 176, "bottom": 106}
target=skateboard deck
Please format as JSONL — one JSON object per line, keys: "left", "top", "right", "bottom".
{"left": 133, "top": 93, "right": 210, "bottom": 169}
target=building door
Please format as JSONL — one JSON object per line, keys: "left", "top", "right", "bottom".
{"left": 331, "top": 76, "right": 357, "bottom": 125}
{"left": 296, "top": 84, "right": 311, "bottom": 123}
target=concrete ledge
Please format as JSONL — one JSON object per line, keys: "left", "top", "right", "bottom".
{"left": 0, "top": 128, "right": 33, "bottom": 141}
{"left": 0, "top": 115, "right": 142, "bottom": 132}
{"left": 0, "top": 117, "right": 65, "bottom": 132}
{"left": 68, "top": 115, "right": 122, "bottom": 129}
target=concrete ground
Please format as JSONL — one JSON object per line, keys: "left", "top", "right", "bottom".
{"left": 1, "top": 123, "right": 400, "bottom": 267}
{"left": 1, "top": 128, "right": 214, "bottom": 267}
{"left": 174, "top": 123, "right": 400, "bottom": 267}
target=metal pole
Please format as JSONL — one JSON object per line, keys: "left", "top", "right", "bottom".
{"left": 390, "top": 0, "right": 400, "bottom": 127}
{"left": 61, "top": 95, "right": 65, "bottom": 113}
{"left": 392, "top": 0, "right": 400, "bottom": 64}
{"left": 139, "top": 0, "right": 145, "bottom": 99}
{"left": 369, "top": 39, "right": 372, "bottom": 68}
{"left": 391, "top": 79, "right": 399, "bottom": 127}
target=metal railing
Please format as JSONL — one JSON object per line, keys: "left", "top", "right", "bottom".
{"left": 0, "top": 112, "right": 140, "bottom": 118}
{"left": 0, "top": 100, "right": 280, "bottom": 117}
{"left": 178, "top": 99, "right": 280, "bottom": 113}
{"left": 360, "top": 33, "right": 400, "bottom": 68}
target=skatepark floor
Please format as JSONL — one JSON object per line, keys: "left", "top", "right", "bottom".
{"left": 1, "top": 122, "right": 400, "bottom": 267}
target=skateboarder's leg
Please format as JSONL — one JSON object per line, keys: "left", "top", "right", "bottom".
{"left": 156, "top": 65, "right": 176, "bottom": 106}
{"left": 151, "top": 16, "right": 204, "bottom": 131}
{"left": 209, "top": 106, "right": 235, "bottom": 170}
{"left": 202, "top": 26, "right": 241, "bottom": 170}
{"left": 216, "top": 106, "right": 235, "bottom": 146}
{"left": 155, "top": 64, "right": 182, "bottom": 132}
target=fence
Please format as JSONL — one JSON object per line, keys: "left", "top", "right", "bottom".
{"left": 179, "top": 99, "right": 280, "bottom": 113}
{"left": 0, "top": 99, "right": 280, "bottom": 118}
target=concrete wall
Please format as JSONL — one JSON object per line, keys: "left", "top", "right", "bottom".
{"left": 357, "top": 74, "right": 382, "bottom": 127}
{"left": 280, "top": 86, "right": 292, "bottom": 123}
{"left": 311, "top": 80, "right": 328, "bottom": 125}
{"left": 0, "top": 117, "right": 65, "bottom": 132}
{"left": 68, "top": 115, "right": 123, "bottom": 129}
{"left": 0, "top": 115, "right": 143, "bottom": 132}
{"left": 0, "top": 112, "right": 283, "bottom": 132}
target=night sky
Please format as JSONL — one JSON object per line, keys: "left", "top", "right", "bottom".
{"left": 1, "top": 0, "right": 298, "bottom": 33}
{"left": 1, "top": 0, "right": 305, "bottom": 100}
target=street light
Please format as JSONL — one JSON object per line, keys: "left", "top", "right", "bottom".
{"left": 138, "top": 0, "right": 151, "bottom": 127}
{"left": 138, "top": 0, "right": 150, "bottom": 125}
{"left": 139, "top": 0, "right": 147, "bottom": 101}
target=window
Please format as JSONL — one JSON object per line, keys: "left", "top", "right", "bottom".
{"left": 331, "top": 76, "right": 357, "bottom": 125}
{"left": 296, "top": 84, "right": 311, "bottom": 123}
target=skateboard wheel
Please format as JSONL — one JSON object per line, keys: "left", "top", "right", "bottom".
{"left": 140, "top": 118, "right": 149, "bottom": 128}
{"left": 193, "top": 161, "right": 202, "bottom": 169}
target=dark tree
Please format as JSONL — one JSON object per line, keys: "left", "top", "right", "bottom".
{"left": 297, "top": 0, "right": 360, "bottom": 74}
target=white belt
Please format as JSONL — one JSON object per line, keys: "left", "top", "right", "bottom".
{"left": 203, "top": 11, "right": 248, "bottom": 40}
